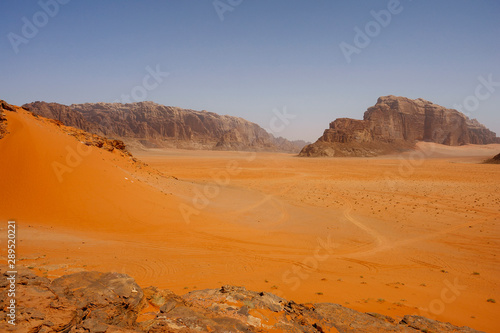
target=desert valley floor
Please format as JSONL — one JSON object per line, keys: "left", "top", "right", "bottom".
{"left": 1, "top": 109, "right": 499, "bottom": 332}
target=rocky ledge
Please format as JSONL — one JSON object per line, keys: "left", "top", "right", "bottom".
{"left": 0, "top": 267, "right": 483, "bottom": 333}
{"left": 0, "top": 100, "right": 17, "bottom": 139}
{"left": 300, "top": 96, "right": 499, "bottom": 157}
{"left": 484, "top": 152, "right": 500, "bottom": 164}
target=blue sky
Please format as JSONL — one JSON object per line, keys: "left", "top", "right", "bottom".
{"left": 1, "top": 0, "right": 499, "bottom": 141}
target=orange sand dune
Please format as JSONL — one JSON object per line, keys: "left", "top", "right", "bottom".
{"left": 0, "top": 107, "right": 499, "bottom": 332}
{"left": 0, "top": 107, "right": 188, "bottom": 234}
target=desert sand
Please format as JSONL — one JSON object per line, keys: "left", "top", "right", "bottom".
{"left": 1, "top": 107, "right": 499, "bottom": 332}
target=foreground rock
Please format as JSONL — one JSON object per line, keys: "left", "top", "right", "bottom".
{"left": 300, "top": 96, "right": 500, "bottom": 157}
{"left": 484, "top": 152, "right": 500, "bottom": 164}
{"left": 0, "top": 267, "right": 483, "bottom": 332}
{"left": 24, "top": 101, "right": 305, "bottom": 153}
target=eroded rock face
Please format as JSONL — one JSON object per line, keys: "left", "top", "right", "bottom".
{"left": 0, "top": 100, "right": 16, "bottom": 139}
{"left": 300, "top": 96, "right": 499, "bottom": 157}
{"left": 23, "top": 101, "right": 103, "bottom": 135}
{"left": 24, "top": 101, "right": 304, "bottom": 152}
{"left": 0, "top": 267, "right": 484, "bottom": 333}
{"left": 484, "top": 152, "right": 500, "bottom": 164}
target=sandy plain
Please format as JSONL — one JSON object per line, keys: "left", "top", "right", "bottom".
{"left": 0, "top": 107, "right": 499, "bottom": 332}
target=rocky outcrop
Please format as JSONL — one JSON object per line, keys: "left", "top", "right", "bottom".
{"left": 23, "top": 101, "right": 103, "bottom": 135}
{"left": 0, "top": 100, "right": 16, "bottom": 139}
{"left": 300, "top": 96, "right": 500, "bottom": 157}
{"left": 2, "top": 99, "right": 132, "bottom": 159}
{"left": 0, "top": 267, "right": 484, "bottom": 332}
{"left": 484, "top": 152, "right": 500, "bottom": 164}
{"left": 24, "top": 101, "right": 305, "bottom": 152}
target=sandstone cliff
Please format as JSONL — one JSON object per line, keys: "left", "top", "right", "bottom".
{"left": 0, "top": 266, "right": 483, "bottom": 333}
{"left": 24, "top": 101, "right": 304, "bottom": 152}
{"left": 23, "top": 101, "right": 103, "bottom": 135}
{"left": 300, "top": 96, "right": 500, "bottom": 157}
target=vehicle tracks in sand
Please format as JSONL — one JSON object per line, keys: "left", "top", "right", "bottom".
{"left": 127, "top": 167, "right": 497, "bottom": 279}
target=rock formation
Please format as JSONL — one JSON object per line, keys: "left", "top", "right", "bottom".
{"left": 0, "top": 100, "right": 17, "bottom": 139}
{"left": 0, "top": 267, "right": 484, "bottom": 332}
{"left": 300, "top": 96, "right": 500, "bottom": 157}
{"left": 484, "top": 152, "right": 500, "bottom": 164}
{"left": 22, "top": 101, "right": 102, "bottom": 135}
{"left": 2, "top": 99, "right": 133, "bottom": 163}
{"left": 24, "top": 101, "right": 304, "bottom": 152}
{"left": 0, "top": 105, "right": 9, "bottom": 139}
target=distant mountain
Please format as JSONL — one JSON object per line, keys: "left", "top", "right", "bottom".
{"left": 23, "top": 101, "right": 102, "bottom": 135}
{"left": 300, "top": 96, "right": 500, "bottom": 157}
{"left": 24, "top": 101, "right": 305, "bottom": 152}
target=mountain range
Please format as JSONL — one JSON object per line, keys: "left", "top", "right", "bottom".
{"left": 23, "top": 101, "right": 308, "bottom": 153}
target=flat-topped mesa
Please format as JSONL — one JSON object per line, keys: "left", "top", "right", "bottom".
{"left": 24, "top": 101, "right": 304, "bottom": 152}
{"left": 300, "top": 95, "right": 499, "bottom": 157}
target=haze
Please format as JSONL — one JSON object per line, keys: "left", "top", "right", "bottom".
{"left": 1, "top": 0, "right": 500, "bottom": 142}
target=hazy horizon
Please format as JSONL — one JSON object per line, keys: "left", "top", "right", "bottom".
{"left": 1, "top": 0, "right": 499, "bottom": 142}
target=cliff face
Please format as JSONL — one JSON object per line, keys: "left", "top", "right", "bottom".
{"left": 23, "top": 101, "right": 103, "bottom": 135}
{"left": 24, "top": 101, "right": 304, "bottom": 152}
{"left": 300, "top": 96, "right": 500, "bottom": 157}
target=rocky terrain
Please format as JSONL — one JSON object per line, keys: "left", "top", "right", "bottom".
{"left": 23, "top": 101, "right": 304, "bottom": 153}
{"left": 0, "top": 267, "right": 483, "bottom": 333}
{"left": 300, "top": 96, "right": 500, "bottom": 157}
{"left": 484, "top": 152, "right": 500, "bottom": 164}
{"left": 0, "top": 100, "right": 17, "bottom": 139}
{"left": 22, "top": 101, "right": 103, "bottom": 135}
{"left": 1, "top": 99, "right": 138, "bottom": 166}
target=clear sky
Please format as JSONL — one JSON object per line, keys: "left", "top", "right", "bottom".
{"left": 1, "top": 0, "right": 499, "bottom": 142}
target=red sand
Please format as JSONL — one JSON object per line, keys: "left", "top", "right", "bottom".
{"left": 0, "top": 107, "right": 498, "bottom": 332}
